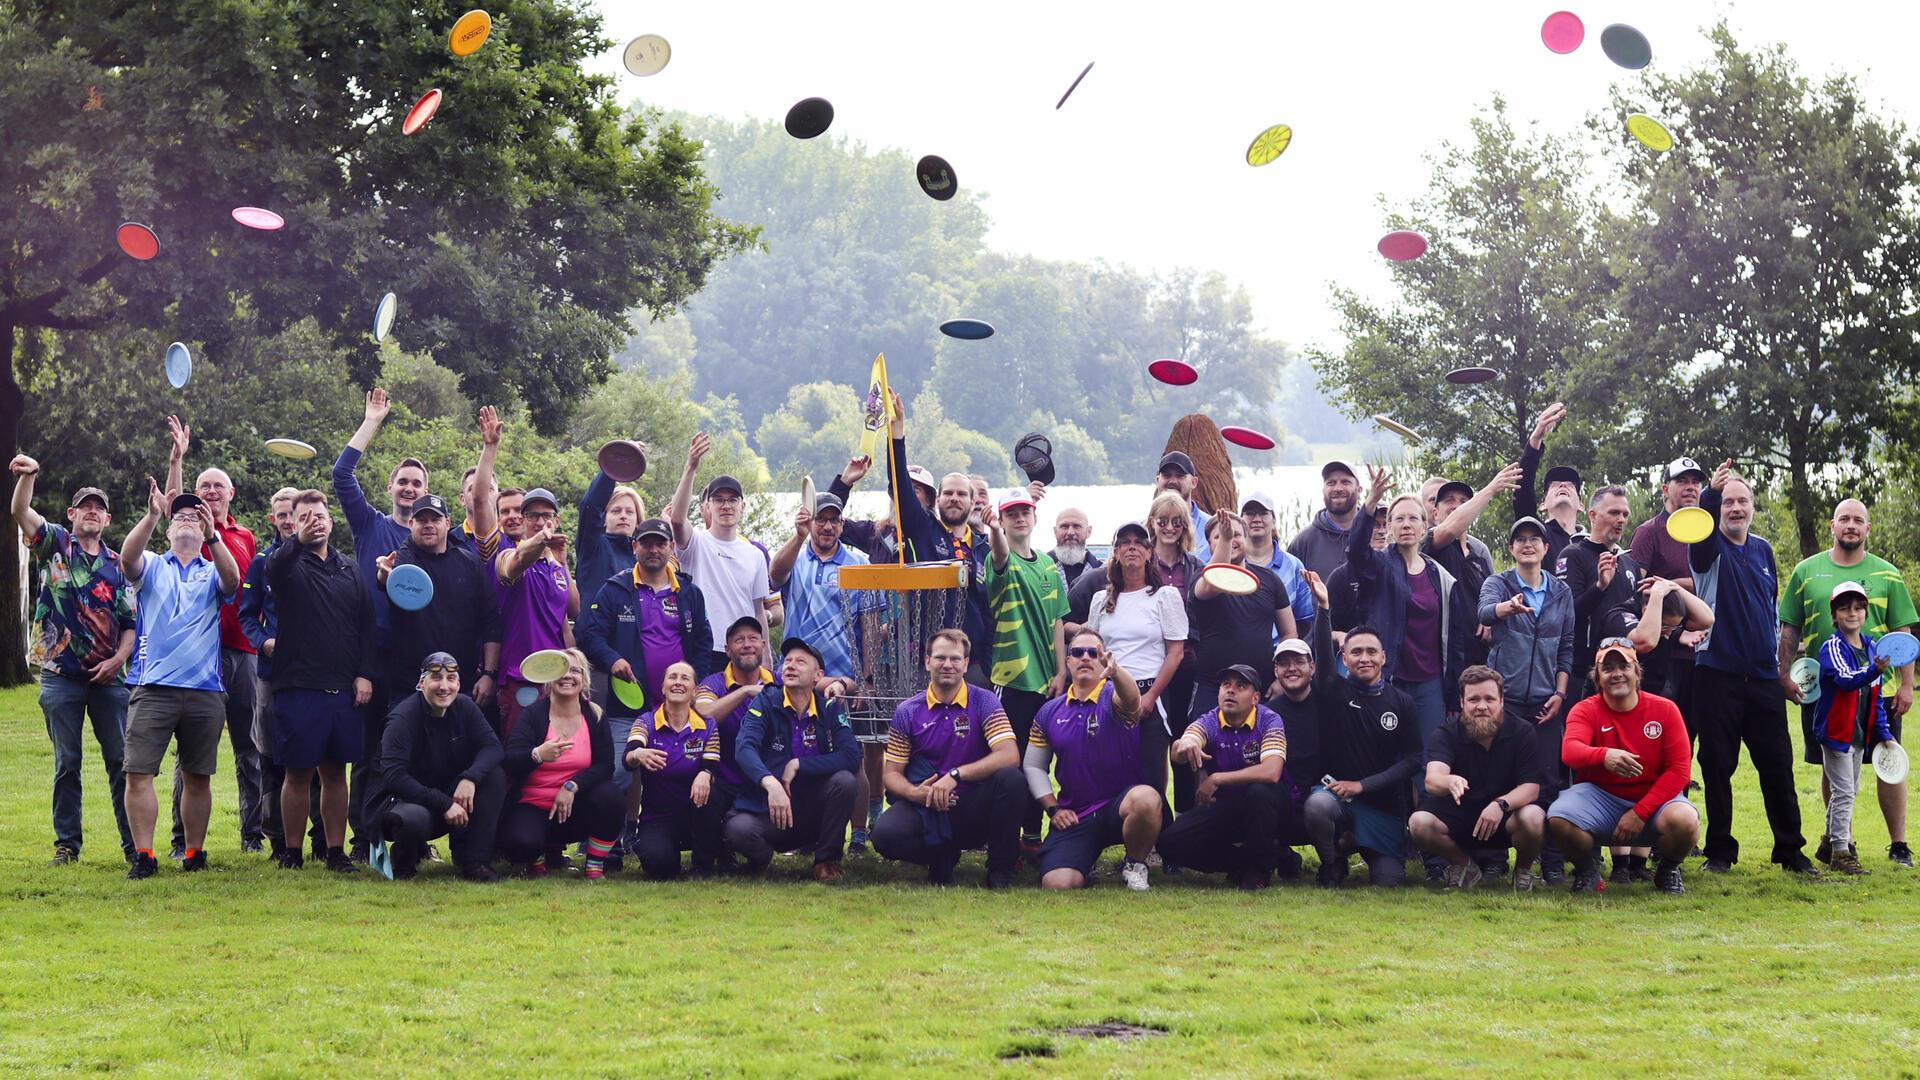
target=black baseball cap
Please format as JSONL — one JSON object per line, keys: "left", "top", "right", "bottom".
{"left": 726, "top": 615, "right": 766, "bottom": 641}
{"left": 1157, "top": 451, "right": 1195, "bottom": 477}
{"left": 703, "top": 475, "right": 743, "bottom": 500}
{"left": 70, "top": 486, "right": 109, "bottom": 510}
{"left": 781, "top": 636, "right": 824, "bottom": 667}
{"left": 813, "top": 492, "right": 845, "bottom": 516}
{"left": 1542, "top": 465, "right": 1582, "bottom": 490}
{"left": 1435, "top": 480, "right": 1474, "bottom": 504}
{"left": 410, "top": 493, "right": 449, "bottom": 519}
{"left": 633, "top": 518, "right": 673, "bottom": 542}
{"left": 168, "top": 492, "right": 205, "bottom": 516}
{"left": 1508, "top": 516, "right": 1548, "bottom": 542}
{"left": 1216, "top": 663, "right": 1263, "bottom": 688}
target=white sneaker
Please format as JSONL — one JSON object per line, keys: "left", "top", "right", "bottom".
{"left": 1121, "top": 858, "right": 1150, "bottom": 891}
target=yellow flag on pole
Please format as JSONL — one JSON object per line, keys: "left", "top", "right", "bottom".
{"left": 857, "top": 353, "right": 892, "bottom": 461}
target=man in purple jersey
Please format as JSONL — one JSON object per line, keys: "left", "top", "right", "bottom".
{"left": 871, "top": 629, "right": 1026, "bottom": 888}
{"left": 493, "top": 488, "right": 578, "bottom": 738}
{"left": 1024, "top": 628, "right": 1162, "bottom": 891}
{"left": 1160, "top": 664, "right": 1292, "bottom": 890}
{"left": 692, "top": 617, "right": 776, "bottom": 875}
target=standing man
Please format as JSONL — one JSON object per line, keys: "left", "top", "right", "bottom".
{"left": 1240, "top": 491, "right": 1316, "bottom": 640}
{"left": 725, "top": 638, "right": 862, "bottom": 881}
{"left": 1409, "top": 667, "right": 1548, "bottom": 891}
{"left": 883, "top": 390, "right": 990, "bottom": 667}
{"left": 11, "top": 454, "right": 136, "bottom": 866}
{"left": 1559, "top": 485, "right": 1644, "bottom": 705}
{"left": 1778, "top": 498, "right": 1917, "bottom": 867}
{"left": 1154, "top": 451, "right": 1212, "bottom": 560}
{"left": 984, "top": 487, "right": 1072, "bottom": 852}
{"left": 239, "top": 487, "right": 322, "bottom": 863}
{"left": 1514, "top": 403, "right": 1586, "bottom": 569}
{"left": 333, "top": 388, "right": 427, "bottom": 641}
{"left": 1289, "top": 460, "right": 1362, "bottom": 582}
{"left": 376, "top": 494, "right": 502, "bottom": 711}
{"left": 1161, "top": 664, "right": 1292, "bottom": 890}
{"left": 576, "top": 466, "right": 644, "bottom": 595}
{"left": 1427, "top": 465, "right": 1520, "bottom": 669}
{"left": 119, "top": 483, "right": 241, "bottom": 878}
{"left": 1690, "top": 461, "right": 1815, "bottom": 875}
{"left": 1187, "top": 512, "right": 1295, "bottom": 721}
{"left": 452, "top": 405, "right": 504, "bottom": 559}
{"left": 669, "top": 432, "right": 777, "bottom": 671}
{"left": 1050, "top": 507, "right": 1102, "bottom": 589}
{"left": 1629, "top": 457, "right": 1709, "bottom": 712}
{"left": 494, "top": 488, "right": 577, "bottom": 737}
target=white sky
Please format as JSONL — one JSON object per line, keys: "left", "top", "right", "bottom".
{"left": 587, "top": 1, "right": 1920, "bottom": 355}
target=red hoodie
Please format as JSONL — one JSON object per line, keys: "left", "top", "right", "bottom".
{"left": 1563, "top": 691, "right": 1691, "bottom": 820}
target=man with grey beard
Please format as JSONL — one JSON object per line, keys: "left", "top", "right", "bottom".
{"left": 1050, "top": 507, "right": 1101, "bottom": 589}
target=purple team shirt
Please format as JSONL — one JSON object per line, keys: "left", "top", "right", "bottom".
{"left": 632, "top": 710, "right": 710, "bottom": 824}
{"left": 1030, "top": 681, "right": 1143, "bottom": 816}
{"left": 634, "top": 581, "right": 686, "bottom": 704}
{"left": 696, "top": 665, "right": 776, "bottom": 789}
{"left": 500, "top": 554, "right": 569, "bottom": 681}
{"left": 1183, "top": 705, "right": 1288, "bottom": 779}
{"left": 884, "top": 683, "right": 1015, "bottom": 795}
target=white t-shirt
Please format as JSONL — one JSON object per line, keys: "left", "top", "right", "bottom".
{"left": 677, "top": 528, "right": 774, "bottom": 650}
{"left": 1086, "top": 585, "right": 1189, "bottom": 681}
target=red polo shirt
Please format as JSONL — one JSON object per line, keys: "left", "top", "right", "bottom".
{"left": 202, "top": 515, "right": 258, "bottom": 654}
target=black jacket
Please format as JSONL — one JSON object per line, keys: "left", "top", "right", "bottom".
{"left": 266, "top": 540, "right": 379, "bottom": 691}
{"left": 501, "top": 699, "right": 616, "bottom": 796}
{"left": 372, "top": 693, "right": 504, "bottom": 818}
{"left": 388, "top": 540, "right": 502, "bottom": 690}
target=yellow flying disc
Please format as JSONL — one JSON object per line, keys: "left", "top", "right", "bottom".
{"left": 449, "top": 9, "right": 492, "bottom": 56}
{"left": 1626, "top": 113, "right": 1673, "bottom": 152}
{"left": 265, "top": 438, "right": 317, "bottom": 461}
{"left": 1666, "top": 506, "right": 1713, "bottom": 544}
{"left": 520, "top": 649, "right": 571, "bottom": 684}
{"left": 1246, "top": 124, "right": 1293, "bottom": 167}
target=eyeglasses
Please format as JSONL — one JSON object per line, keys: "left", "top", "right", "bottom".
{"left": 1511, "top": 535, "right": 1543, "bottom": 546}
{"left": 708, "top": 495, "right": 743, "bottom": 507}
{"left": 1067, "top": 646, "right": 1101, "bottom": 659}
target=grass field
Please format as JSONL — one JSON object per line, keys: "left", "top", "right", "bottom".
{"left": 2, "top": 683, "right": 1918, "bottom": 1078}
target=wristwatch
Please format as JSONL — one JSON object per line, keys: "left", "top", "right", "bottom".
{"left": 479, "top": 668, "right": 498, "bottom": 678}
{"left": 1495, "top": 798, "right": 1511, "bottom": 814}
{"left": 562, "top": 780, "right": 579, "bottom": 794}
{"left": 946, "top": 767, "right": 963, "bottom": 783}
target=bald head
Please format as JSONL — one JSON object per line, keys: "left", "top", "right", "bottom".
{"left": 1053, "top": 507, "right": 1090, "bottom": 550}
{"left": 1831, "top": 498, "right": 1870, "bottom": 554}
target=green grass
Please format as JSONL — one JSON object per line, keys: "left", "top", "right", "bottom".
{"left": 2, "top": 683, "right": 1917, "bottom": 1078}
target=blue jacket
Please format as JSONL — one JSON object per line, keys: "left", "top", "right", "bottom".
{"left": 237, "top": 542, "right": 280, "bottom": 681}
{"left": 1348, "top": 507, "right": 1470, "bottom": 692}
{"left": 1813, "top": 632, "right": 1892, "bottom": 751}
{"left": 576, "top": 567, "right": 716, "bottom": 717}
{"left": 575, "top": 470, "right": 637, "bottom": 595}
{"left": 884, "top": 435, "right": 990, "bottom": 659}
{"left": 1478, "top": 568, "right": 1575, "bottom": 704}
{"left": 731, "top": 684, "right": 861, "bottom": 812}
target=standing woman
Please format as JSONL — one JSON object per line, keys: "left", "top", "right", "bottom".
{"left": 1350, "top": 468, "right": 1467, "bottom": 747}
{"left": 501, "top": 649, "right": 625, "bottom": 879}
{"left": 624, "top": 662, "right": 718, "bottom": 879}
{"left": 1087, "top": 520, "right": 1189, "bottom": 825}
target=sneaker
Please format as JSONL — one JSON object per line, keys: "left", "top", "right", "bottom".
{"left": 1608, "top": 860, "right": 1633, "bottom": 886}
{"left": 811, "top": 860, "right": 845, "bottom": 883}
{"left": 1477, "top": 856, "right": 1509, "bottom": 878}
{"left": 1424, "top": 861, "right": 1447, "bottom": 883}
{"left": 1443, "top": 863, "right": 1484, "bottom": 890}
{"left": 1654, "top": 862, "right": 1686, "bottom": 894}
{"left": 126, "top": 853, "right": 159, "bottom": 880}
{"left": 1569, "top": 860, "right": 1600, "bottom": 893}
{"left": 847, "top": 830, "right": 869, "bottom": 857}
{"left": 1829, "top": 849, "right": 1869, "bottom": 875}
{"left": 1702, "top": 858, "right": 1733, "bottom": 874}
{"left": 1513, "top": 869, "right": 1538, "bottom": 893}
{"left": 348, "top": 841, "right": 367, "bottom": 863}
{"left": 1120, "top": 857, "right": 1151, "bottom": 892}
{"left": 1541, "top": 863, "right": 1566, "bottom": 885}
{"left": 1144, "top": 850, "right": 1164, "bottom": 870}
{"left": 277, "top": 850, "right": 305, "bottom": 870}
{"left": 180, "top": 851, "right": 207, "bottom": 872}
{"left": 325, "top": 849, "right": 359, "bottom": 873}
{"left": 1238, "top": 870, "right": 1272, "bottom": 891}
{"left": 984, "top": 870, "right": 1014, "bottom": 890}
{"left": 520, "top": 860, "right": 549, "bottom": 879}
{"left": 1890, "top": 842, "right": 1914, "bottom": 868}
{"left": 1014, "top": 837, "right": 1042, "bottom": 873}
{"left": 313, "top": 838, "right": 328, "bottom": 862}
{"left": 1161, "top": 861, "right": 1184, "bottom": 876}
{"left": 1630, "top": 862, "right": 1655, "bottom": 883}
{"left": 240, "top": 836, "right": 264, "bottom": 854}
{"left": 1274, "top": 848, "right": 1304, "bottom": 881}
{"left": 1779, "top": 853, "right": 1821, "bottom": 876}
{"left": 423, "top": 843, "right": 445, "bottom": 864}
{"left": 49, "top": 845, "right": 79, "bottom": 867}
{"left": 459, "top": 864, "right": 500, "bottom": 883}
{"left": 1316, "top": 858, "right": 1349, "bottom": 889}
{"left": 1815, "top": 834, "right": 1834, "bottom": 865}
{"left": 167, "top": 845, "right": 184, "bottom": 861}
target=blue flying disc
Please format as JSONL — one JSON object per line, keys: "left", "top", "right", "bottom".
{"left": 515, "top": 685, "right": 539, "bottom": 707}
{"left": 373, "top": 292, "right": 397, "bottom": 342}
{"left": 386, "top": 562, "right": 434, "bottom": 611}
{"left": 1879, "top": 631, "right": 1920, "bottom": 668}
{"left": 940, "top": 318, "right": 995, "bottom": 340}
{"left": 164, "top": 342, "right": 192, "bottom": 388}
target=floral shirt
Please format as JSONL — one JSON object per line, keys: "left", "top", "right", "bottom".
{"left": 30, "top": 523, "right": 135, "bottom": 681}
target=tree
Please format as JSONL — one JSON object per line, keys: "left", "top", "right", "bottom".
{"left": 756, "top": 381, "right": 865, "bottom": 489}
{"left": 1606, "top": 24, "right": 1920, "bottom": 556}
{"left": 0, "top": 0, "right": 752, "bottom": 681}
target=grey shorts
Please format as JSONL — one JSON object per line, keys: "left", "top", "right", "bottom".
{"left": 124, "top": 685, "right": 227, "bottom": 776}
{"left": 1547, "top": 782, "right": 1692, "bottom": 845}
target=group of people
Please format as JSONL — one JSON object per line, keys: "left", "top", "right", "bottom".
{"left": 18, "top": 390, "right": 1912, "bottom": 891}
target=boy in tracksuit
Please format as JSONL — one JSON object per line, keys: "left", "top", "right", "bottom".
{"left": 1813, "top": 581, "right": 1896, "bottom": 875}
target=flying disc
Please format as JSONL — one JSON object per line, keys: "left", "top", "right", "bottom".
{"left": 1372, "top": 414, "right": 1420, "bottom": 441}
{"left": 449, "top": 9, "right": 492, "bottom": 56}
{"left": 117, "top": 222, "right": 159, "bottom": 261}
{"left": 1446, "top": 366, "right": 1499, "bottom": 385}
{"left": 1246, "top": 124, "right": 1293, "bottom": 167}
{"left": 1789, "top": 656, "right": 1821, "bottom": 699}
{"left": 1201, "top": 563, "right": 1259, "bottom": 596}
{"left": 1665, "top": 506, "right": 1714, "bottom": 544}
{"left": 800, "top": 475, "right": 817, "bottom": 518}
{"left": 597, "top": 439, "right": 647, "bottom": 482}
{"left": 386, "top": 563, "right": 434, "bottom": 612}
{"left": 1600, "top": 24, "right": 1651, "bottom": 70}
{"left": 622, "top": 34, "right": 671, "bottom": 76}
{"left": 612, "top": 678, "right": 647, "bottom": 710}
{"left": 231, "top": 206, "right": 284, "bottom": 231}
{"left": 1378, "top": 230, "right": 1428, "bottom": 261}
{"left": 165, "top": 342, "right": 192, "bottom": 389}
{"left": 520, "top": 649, "right": 571, "bottom": 684}
{"left": 265, "top": 438, "right": 317, "bottom": 460}
{"left": 373, "top": 291, "right": 397, "bottom": 342}
{"left": 785, "top": 97, "right": 834, "bottom": 139}
{"left": 1873, "top": 741, "right": 1909, "bottom": 785}
{"left": 1625, "top": 113, "right": 1673, "bottom": 152}
{"left": 1148, "top": 358, "right": 1198, "bottom": 386}
{"left": 515, "top": 685, "right": 539, "bottom": 707}
{"left": 917, "top": 155, "right": 957, "bottom": 201}
{"left": 1056, "top": 62, "right": 1094, "bottom": 109}
{"left": 1878, "top": 631, "right": 1920, "bottom": 668}
{"left": 1220, "top": 426, "right": 1276, "bottom": 451}
{"left": 1541, "top": 11, "right": 1584, "bottom": 53}
{"left": 939, "top": 318, "right": 994, "bottom": 340}
{"left": 402, "top": 88, "right": 442, "bottom": 136}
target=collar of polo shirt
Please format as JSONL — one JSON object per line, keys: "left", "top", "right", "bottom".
{"left": 728, "top": 666, "right": 774, "bottom": 689}
{"left": 782, "top": 686, "right": 819, "bottom": 717}
{"left": 1066, "top": 678, "right": 1108, "bottom": 704}
{"left": 924, "top": 684, "right": 970, "bottom": 709}
{"left": 1219, "top": 707, "right": 1257, "bottom": 730}
{"left": 632, "top": 562, "right": 682, "bottom": 591}
{"left": 655, "top": 710, "right": 708, "bottom": 732}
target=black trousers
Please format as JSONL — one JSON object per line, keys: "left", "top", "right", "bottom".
{"left": 998, "top": 687, "right": 1049, "bottom": 840}
{"left": 379, "top": 768, "right": 506, "bottom": 871}
{"left": 347, "top": 674, "right": 398, "bottom": 848}
{"left": 631, "top": 798, "right": 730, "bottom": 879}
{"left": 498, "top": 782, "right": 626, "bottom": 863}
{"left": 1694, "top": 666, "right": 1805, "bottom": 865}
{"left": 723, "top": 770, "right": 858, "bottom": 867}
{"left": 1176, "top": 680, "right": 1224, "bottom": 814}
{"left": 870, "top": 766, "right": 1027, "bottom": 876}
{"left": 1157, "top": 780, "right": 1289, "bottom": 876}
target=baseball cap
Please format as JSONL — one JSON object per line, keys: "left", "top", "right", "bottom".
{"left": 1157, "top": 451, "right": 1196, "bottom": 477}
{"left": 1112, "top": 520, "right": 1150, "bottom": 546}
{"left": 632, "top": 517, "right": 673, "bottom": 542}
{"left": 70, "top": 486, "right": 109, "bottom": 510}
{"left": 1508, "top": 516, "right": 1548, "bottom": 542}
{"left": 1273, "top": 638, "right": 1312, "bottom": 661}
{"left": 998, "top": 490, "right": 1036, "bottom": 515}
{"left": 1241, "top": 491, "right": 1276, "bottom": 516}
{"left": 703, "top": 475, "right": 743, "bottom": 500}
{"left": 409, "top": 493, "right": 449, "bottom": 519}
{"left": 725, "top": 615, "right": 765, "bottom": 641}
{"left": 1665, "top": 457, "right": 1706, "bottom": 482}
{"left": 1542, "top": 465, "right": 1582, "bottom": 490}
{"left": 1595, "top": 637, "right": 1637, "bottom": 665}
{"left": 812, "top": 492, "right": 845, "bottom": 516}
{"left": 906, "top": 465, "right": 937, "bottom": 493}
{"left": 168, "top": 492, "right": 205, "bottom": 516}
{"left": 520, "top": 487, "right": 559, "bottom": 513}
{"left": 1435, "top": 479, "right": 1474, "bottom": 504}
{"left": 1320, "top": 460, "right": 1357, "bottom": 481}
{"left": 419, "top": 651, "right": 459, "bottom": 675}
{"left": 1829, "top": 580, "right": 1869, "bottom": 607}
{"left": 781, "top": 636, "right": 824, "bottom": 667}
{"left": 1216, "top": 663, "right": 1263, "bottom": 688}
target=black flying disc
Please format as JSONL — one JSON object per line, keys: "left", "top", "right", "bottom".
{"left": 917, "top": 155, "right": 958, "bottom": 201}
{"left": 785, "top": 97, "right": 834, "bottom": 139}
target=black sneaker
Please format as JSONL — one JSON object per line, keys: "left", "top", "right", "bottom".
{"left": 1890, "top": 842, "right": 1914, "bottom": 868}
{"left": 348, "top": 841, "right": 368, "bottom": 864}
{"left": 1629, "top": 862, "right": 1655, "bottom": 883}
{"left": 168, "top": 845, "right": 184, "bottom": 861}
{"left": 459, "top": 864, "right": 500, "bottom": 883}
{"left": 1274, "top": 847, "right": 1304, "bottom": 881}
{"left": 49, "top": 845, "right": 80, "bottom": 867}
{"left": 325, "top": 849, "right": 359, "bottom": 873}
{"left": 240, "top": 836, "right": 265, "bottom": 854}
{"left": 180, "top": 851, "right": 207, "bottom": 872}
{"left": 1316, "top": 859, "right": 1349, "bottom": 889}
{"left": 1654, "top": 861, "right": 1686, "bottom": 895}
{"left": 984, "top": 869, "right": 1014, "bottom": 890}
{"left": 1608, "top": 860, "right": 1633, "bottom": 886}
{"left": 126, "top": 853, "right": 159, "bottom": 880}
{"left": 277, "top": 850, "right": 305, "bottom": 870}
{"left": 1779, "top": 853, "right": 1821, "bottom": 876}
{"left": 1815, "top": 835, "right": 1834, "bottom": 865}
{"left": 1541, "top": 863, "right": 1566, "bottom": 885}
{"left": 1702, "top": 858, "right": 1733, "bottom": 873}
{"left": 1569, "top": 869, "right": 1600, "bottom": 894}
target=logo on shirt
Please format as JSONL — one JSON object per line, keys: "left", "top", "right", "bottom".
{"left": 685, "top": 736, "right": 704, "bottom": 754}
{"left": 1379, "top": 711, "right": 1399, "bottom": 732}
{"left": 661, "top": 594, "right": 680, "bottom": 620}
{"left": 952, "top": 714, "right": 972, "bottom": 739}
{"left": 1643, "top": 721, "right": 1663, "bottom": 740}
{"left": 1241, "top": 742, "right": 1260, "bottom": 764}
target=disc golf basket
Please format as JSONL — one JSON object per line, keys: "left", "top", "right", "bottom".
{"left": 837, "top": 561, "right": 971, "bottom": 744}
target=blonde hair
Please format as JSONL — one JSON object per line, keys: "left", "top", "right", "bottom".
{"left": 1386, "top": 494, "right": 1427, "bottom": 523}
{"left": 270, "top": 486, "right": 302, "bottom": 505}
{"left": 608, "top": 485, "right": 645, "bottom": 519}
{"left": 1148, "top": 491, "right": 1194, "bottom": 554}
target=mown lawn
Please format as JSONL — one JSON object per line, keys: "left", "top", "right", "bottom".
{"left": 1, "top": 682, "right": 1916, "bottom": 1077}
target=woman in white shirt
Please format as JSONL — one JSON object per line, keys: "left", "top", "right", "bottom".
{"left": 1086, "top": 521, "right": 1189, "bottom": 808}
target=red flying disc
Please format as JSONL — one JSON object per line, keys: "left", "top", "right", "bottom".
{"left": 1220, "top": 426, "right": 1276, "bottom": 450}
{"left": 1541, "top": 12, "right": 1584, "bottom": 54}
{"left": 232, "top": 207, "right": 285, "bottom": 231}
{"left": 1148, "top": 358, "right": 1197, "bottom": 386}
{"left": 116, "top": 222, "right": 159, "bottom": 261}
{"left": 1378, "top": 230, "right": 1428, "bottom": 261}
{"left": 402, "top": 89, "right": 442, "bottom": 135}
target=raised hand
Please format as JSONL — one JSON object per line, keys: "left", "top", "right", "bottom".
{"left": 478, "top": 404, "right": 502, "bottom": 447}
{"left": 842, "top": 455, "right": 871, "bottom": 486}
{"left": 365, "top": 388, "right": 391, "bottom": 424}
{"left": 1485, "top": 462, "right": 1523, "bottom": 495}
{"left": 1710, "top": 458, "right": 1734, "bottom": 491}
{"left": 1305, "top": 569, "right": 1329, "bottom": 611}
{"left": 685, "top": 431, "right": 711, "bottom": 471}
{"left": 1529, "top": 402, "right": 1567, "bottom": 449}
{"left": 1365, "top": 464, "right": 1393, "bottom": 509}
{"left": 9, "top": 454, "right": 38, "bottom": 476}
{"left": 167, "top": 415, "right": 191, "bottom": 461}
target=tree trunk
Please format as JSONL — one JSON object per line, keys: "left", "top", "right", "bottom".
{"left": 1785, "top": 430, "right": 1819, "bottom": 559}
{"left": 0, "top": 319, "right": 30, "bottom": 686}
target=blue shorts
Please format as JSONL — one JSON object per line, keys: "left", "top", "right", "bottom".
{"left": 1036, "top": 801, "right": 1127, "bottom": 877}
{"left": 1311, "top": 786, "right": 1406, "bottom": 856}
{"left": 272, "top": 687, "right": 364, "bottom": 770}
{"left": 1547, "top": 783, "right": 1692, "bottom": 845}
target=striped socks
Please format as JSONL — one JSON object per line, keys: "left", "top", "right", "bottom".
{"left": 584, "top": 836, "right": 615, "bottom": 880}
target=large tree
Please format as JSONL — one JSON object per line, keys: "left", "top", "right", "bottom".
{"left": 0, "top": 0, "right": 752, "bottom": 682}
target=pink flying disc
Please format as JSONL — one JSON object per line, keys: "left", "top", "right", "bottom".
{"left": 402, "top": 89, "right": 442, "bottom": 135}
{"left": 1220, "top": 426, "right": 1276, "bottom": 450}
{"left": 1148, "top": 358, "right": 1198, "bottom": 386}
{"left": 116, "top": 222, "right": 159, "bottom": 261}
{"left": 1541, "top": 11, "right": 1584, "bottom": 54}
{"left": 1378, "top": 230, "right": 1428, "bottom": 261}
{"left": 232, "top": 206, "right": 285, "bottom": 231}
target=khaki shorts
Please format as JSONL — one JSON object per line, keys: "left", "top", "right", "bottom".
{"left": 124, "top": 685, "right": 227, "bottom": 776}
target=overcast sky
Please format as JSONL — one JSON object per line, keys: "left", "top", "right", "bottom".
{"left": 586, "top": 2, "right": 1920, "bottom": 356}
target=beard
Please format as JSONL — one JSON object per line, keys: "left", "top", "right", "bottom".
{"left": 1462, "top": 711, "right": 1502, "bottom": 741}
{"left": 938, "top": 504, "right": 970, "bottom": 528}
{"left": 1325, "top": 491, "right": 1355, "bottom": 515}
{"left": 1837, "top": 536, "right": 1864, "bottom": 553}
{"left": 1054, "top": 542, "right": 1087, "bottom": 566}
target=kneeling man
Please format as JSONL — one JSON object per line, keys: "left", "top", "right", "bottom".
{"left": 1548, "top": 639, "right": 1699, "bottom": 894}
{"left": 725, "top": 638, "right": 861, "bottom": 882}
{"left": 369, "top": 653, "right": 506, "bottom": 881}
{"left": 1160, "top": 664, "right": 1292, "bottom": 890}
{"left": 871, "top": 629, "right": 1026, "bottom": 887}
{"left": 1409, "top": 666, "right": 1547, "bottom": 891}
{"left": 1024, "top": 629, "right": 1162, "bottom": 891}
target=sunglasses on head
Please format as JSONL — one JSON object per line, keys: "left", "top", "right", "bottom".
{"left": 1067, "top": 646, "right": 1101, "bottom": 659}
{"left": 423, "top": 663, "right": 458, "bottom": 677}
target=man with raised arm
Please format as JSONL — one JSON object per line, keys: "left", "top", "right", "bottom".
{"left": 1514, "top": 402, "right": 1586, "bottom": 569}
{"left": 668, "top": 432, "right": 777, "bottom": 672}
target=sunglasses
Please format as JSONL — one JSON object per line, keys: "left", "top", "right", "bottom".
{"left": 1067, "top": 646, "right": 1101, "bottom": 659}
{"left": 422, "top": 663, "right": 459, "bottom": 677}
